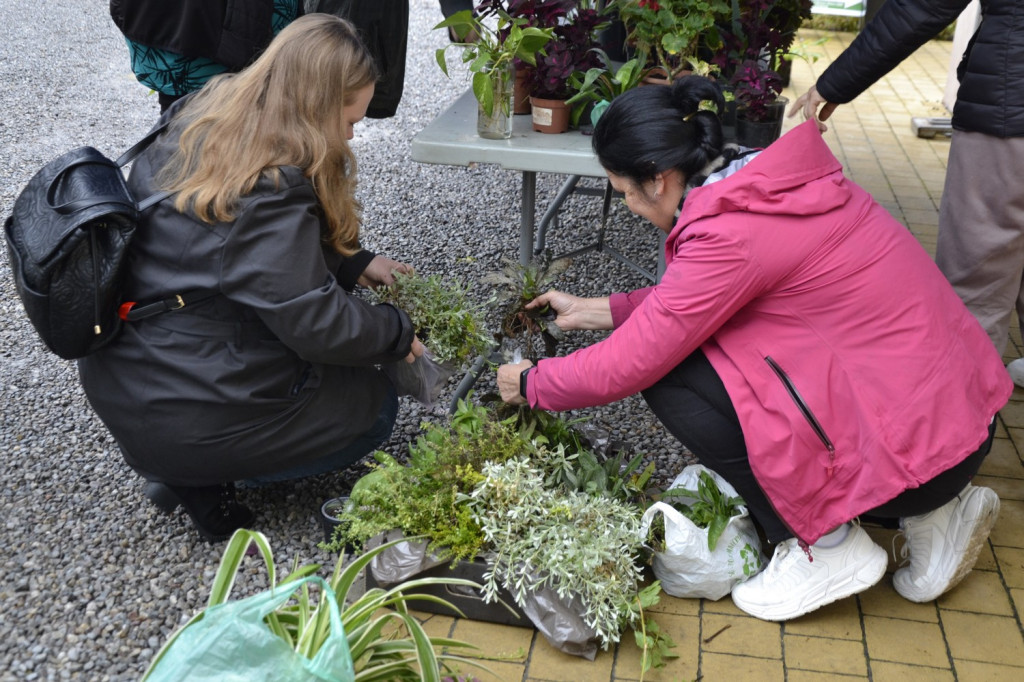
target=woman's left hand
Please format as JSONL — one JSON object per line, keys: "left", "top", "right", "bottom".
{"left": 405, "top": 335, "right": 425, "bottom": 364}
{"left": 358, "top": 255, "right": 412, "bottom": 289}
{"left": 497, "top": 359, "right": 534, "bottom": 406}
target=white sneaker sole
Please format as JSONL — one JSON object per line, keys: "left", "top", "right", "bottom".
{"left": 894, "top": 487, "right": 1000, "bottom": 603}
{"left": 732, "top": 543, "right": 888, "bottom": 621}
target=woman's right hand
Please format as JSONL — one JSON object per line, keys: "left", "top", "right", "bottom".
{"left": 526, "top": 290, "right": 612, "bottom": 331}
{"left": 788, "top": 85, "right": 838, "bottom": 133}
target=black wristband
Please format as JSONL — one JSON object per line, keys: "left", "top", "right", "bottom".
{"left": 519, "top": 367, "right": 532, "bottom": 400}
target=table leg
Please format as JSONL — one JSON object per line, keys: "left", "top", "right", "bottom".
{"left": 520, "top": 171, "right": 536, "bottom": 265}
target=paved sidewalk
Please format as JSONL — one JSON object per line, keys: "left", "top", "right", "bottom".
{"left": 419, "top": 30, "right": 1024, "bottom": 682}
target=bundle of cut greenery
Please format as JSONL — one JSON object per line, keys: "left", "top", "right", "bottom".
{"left": 325, "top": 399, "right": 675, "bottom": 675}
{"left": 373, "top": 270, "right": 493, "bottom": 366}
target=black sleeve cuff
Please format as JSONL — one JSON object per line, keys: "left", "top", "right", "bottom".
{"left": 336, "top": 249, "right": 377, "bottom": 292}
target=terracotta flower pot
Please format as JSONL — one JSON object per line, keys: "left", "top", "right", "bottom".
{"left": 514, "top": 68, "right": 532, "bottom": 115}
{"left": 641, "top": 67, "right": 692, "bottom": 87}
{"left": 530, "top": 96, "right": 571, "bottom": 134}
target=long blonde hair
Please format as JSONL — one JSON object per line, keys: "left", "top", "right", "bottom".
{"left": 158, "top": 14, "right": 378, "bottom": 255}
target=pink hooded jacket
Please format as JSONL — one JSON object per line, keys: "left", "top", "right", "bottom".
{"left": 526, "top": 121, "right": 1011, "bottom": 543}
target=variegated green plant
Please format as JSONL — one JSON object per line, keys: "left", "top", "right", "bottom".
{"left": 143, "top": 530, "right": 491, "bottom": 682}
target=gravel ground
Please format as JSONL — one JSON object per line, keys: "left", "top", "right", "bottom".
{"left": 0, "top": 2, "right": 692, "bottom": 679}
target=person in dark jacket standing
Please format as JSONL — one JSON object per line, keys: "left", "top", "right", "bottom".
{"left": 110, "top": 0, "right": 302, "bottom": 112}
{"left": 78, "top": 14, "right": 422, "bottom": 543}
{"left": 791, "top": 1, "right": 1024, "bottom": 378}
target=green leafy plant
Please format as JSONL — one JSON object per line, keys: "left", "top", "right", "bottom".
{"left": 481, "top": 253, "right": 571, "bottom": 358}
{"left": 630, "top": 582, "right": 679, "bottom": 677}
{"left": 373, "top": 270, "right": 493, "bottom": 367}
{"left": 468, "top": 451, "right": 673, "bottom": 668}
{"left": 434, "top": 9, "right": 555, "bottom": 117}
{"left": 502, "top": 405, "right": 656, "bottom": 504}
{"left": 615, "top": 0, "right": 730, "bottom": 80}
{"left": 144, "top": 530, "right": 491, "bottom": 681}
{"left": 565, "top": 51, "right": 649, "bottom": 127}
{"left": 325, "top": 398, "right": 531, "bottom": 563}
{"left": 656, "top": 469, "right": 745, "bottom": 551}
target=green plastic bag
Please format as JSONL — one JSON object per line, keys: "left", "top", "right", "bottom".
{"left": 143, "top": 576, "right": 354, "bottom": 682}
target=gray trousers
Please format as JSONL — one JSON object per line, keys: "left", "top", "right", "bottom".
{"left": 935, "top": 130, "right": 1024, "bottom": 357}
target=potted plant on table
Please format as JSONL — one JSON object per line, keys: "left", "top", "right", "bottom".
{"left": 614, "top": 0, "right": 730, "bottom": 84}
{"left": 434, "top": 8, "right": 555, "bottom": 139}
{"left": 730, "top": 58, "right": 787, "bottom": 148}
{"left": 564, "top": 51, "right": 649, "bottom": 128}
{"left": 498, "top": 0, "right": 606, "bottom": 134}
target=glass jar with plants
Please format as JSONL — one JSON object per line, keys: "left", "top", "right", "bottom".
{"left": 730, "top": 58, "right": 786, "bottom": 148}
{"left": 434, "top": 8, "right": 555, "bottom": 139}
{"left": 614, "top": 0, "right": 730, "bottom": 83}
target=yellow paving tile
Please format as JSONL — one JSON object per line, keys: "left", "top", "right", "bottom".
{"left": 465, "top": 660, "right": 526, "bottom": 682}
{"left": 647, "top": 594, "right": 701, "bottom": 617}
{"left": 994, "top": 546, "right": 1024, "bottom": 588}
{"left": 1012, "top": 588, "right": 1024, "bottom": 624}
{"left": 611, "top": 613, "right": 699, "bottom": 682}
{"left": 941, "top": 610, "right": 1024, "bottom": 666}
{"left": 783, "top": 634, "right": 868, "bottom": 676}
{"left": 990, "top": 499, "right": 1024, "bottom": 548}
{"left": 449, "top": 619, "right": 533, "bottom": 664}
{"left": 413, "top": 611, "right": 456, "bottom": 638}
{"left": 978, "top": 437, "right": 1024, "bottom": 478}
{"left": 698, "top": 612, "right": 782, "bottom": 660}
{"left": 869, "top": 660, "right": 955, "bottom": 682}
{"left": 974, "top": 473, "right": 1024, "bottom": 503}
{"left": 972, "top": 539, "right": 998, "bottom": 571}
{"left": 936, "top": 568, "right": 1014, "bottom": 615}
{"left": 858, "top": 579, "right": 939, "bottom": 623}
{"left": 787, "top": 670, "right": 868, "bottom": 682}
{"left": 953, "top": 659, "right": 1024, "bottom": 682}
{"left": 701, "top": 595, "right": 748, "bottom": 617}
{"left": 998, "top": 400, "right": 1024, "bottom": 429}
{"left": 701, "top": 651, "right": 785, "bottom": 681}
{"left": 863, "top": 616, "right": 948, "bottom": 666}
{"left": 524, "top": 639, "right": 614, "bottom": 682}
{"left": 783, "top": 595, "right": 864, "bottom": 639}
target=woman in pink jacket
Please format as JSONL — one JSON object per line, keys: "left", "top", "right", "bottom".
{"left": 497, "top": 77, "right": 1012, "bottom": 621}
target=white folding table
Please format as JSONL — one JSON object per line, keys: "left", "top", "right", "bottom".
{"left": 411, "top": 89, "right": 659, "bottom": 280}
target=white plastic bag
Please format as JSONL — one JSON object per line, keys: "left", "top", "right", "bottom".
{"left": 640, "top": 465, "right": 764, "bottom": 600}
{"left": 381, "top": 350, "right": 455, "bottom": 408}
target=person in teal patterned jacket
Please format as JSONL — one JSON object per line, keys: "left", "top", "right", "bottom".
{"left": 110, "top": 0, "right": 302, "bottom": 112}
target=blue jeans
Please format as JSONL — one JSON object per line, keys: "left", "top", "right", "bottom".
{"left": 246, "top": 385, "right": 399, "bottom": 484}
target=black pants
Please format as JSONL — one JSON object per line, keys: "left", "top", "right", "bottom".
{"left": 642, "top": 350, "right": 995, "bottom": 543}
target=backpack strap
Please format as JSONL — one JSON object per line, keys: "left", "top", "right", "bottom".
{"left": 115, "top": 121, "right": 170, "bottom": 167}
{"left": 118, "top": 291, "right": 217, "bottom": 322}
{"left": 116, "top": 122, "right": 212, "bottom": 323}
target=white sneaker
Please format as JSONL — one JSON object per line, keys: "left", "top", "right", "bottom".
{"left": 731, "top": 524, "right": 888, "bottom": 621}
{"left": 893, "top": 484, "right": 1000, "bottom": 603}
{"left": 1008, "top": 358, "right": 1024, "bottom": 388}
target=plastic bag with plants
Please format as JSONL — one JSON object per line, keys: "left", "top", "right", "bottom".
{"left": 143, "top": 529, "right": 493, "bottom": 682}
{"left": 641, "top": 464, "right": 764, "bottom": 600}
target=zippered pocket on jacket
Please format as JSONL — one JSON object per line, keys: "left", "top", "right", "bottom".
{"left": 765, "top": 355, "right": 836, "bottom": 477}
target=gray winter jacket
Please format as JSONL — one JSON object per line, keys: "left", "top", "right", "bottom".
{"left": 816, "top": 0, "right": 1024, "bottom": 138}
{"left": 78, "top": 118, "right": 414, "bottom": 486}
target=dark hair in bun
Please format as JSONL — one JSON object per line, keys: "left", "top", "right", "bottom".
{"left": 592, "top": 76, "right": 725, "bottom": 186}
